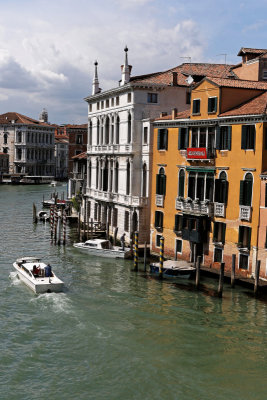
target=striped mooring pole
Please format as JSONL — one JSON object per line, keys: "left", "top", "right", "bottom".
{"left": 134, "top": 231, "right": 139, "bottom": 271}
{"left": 159, "top": 236, "right": 164, "bottom": 279}
{"left": 54, "top": 207, "right": 58, "bottom": 244}
{"left": 50, "top": 205, "right": 54, "bottom": 238}
{"left": 63, "top": 211, "right": 67, "bottom": 245}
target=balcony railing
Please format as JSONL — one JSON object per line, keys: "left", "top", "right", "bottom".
{"left": 186, "top": 147, "right": 215, "bottom": 160}
{"left": 86, "top": 188, "right": 148, "bottom": 207}
{"left": 155, "top": 194, "right": 164, "bottom": 207}
{"left": 87, "top": 143, "right": 133, "bottom": 154}
{"left": 175, "top": 197, "right": 213, "bottom": 216}
{"left": 214, "top": 202, "right": 225, "bottom": 217}
{"left": 239, "top": 205, "right": 252, "bottom": 221}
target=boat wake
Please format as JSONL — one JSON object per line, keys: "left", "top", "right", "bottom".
{"left": 9, "top": 271, "right": 22, "bottom": 286}
{"left": 30, "top": 292, "right": 73, "bottom": 314}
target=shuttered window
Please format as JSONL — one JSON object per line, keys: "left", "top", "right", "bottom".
{"left": 215, "top": 179, "right": 228, "bottom": 204}
{"left": 213, "top": 222, "right": 226, "bottom": 243}
{"left": 174, "top": 214, "right": 183, "bottom": 232}
{"left": 157, "top": 129, "right": 168, "bottom": 150}
{"left": 156, "top": 168, "right": 166, "bottom": 195}
{"left": 216, "top": 126, "right": 231, "bottom": 150}
{"left": 178, "top": 127, "right": 189, "bottom": 150}
{"left": 178, "top": 169, "right": 185, "bottom": 197}
{"left": 208, "top": 97, "right": 218, "bottom": 113}
{"left": 192, "top": 99, "right": 200, "bottom": 114}
{"left": 238, "top": 226, "right": 251, "bottom": 249}
{"left": 239, "top": 174, "right": 253, "bottom": 206}
{"left": 155, "top": 211, "right": 164, "bottom": 229}
{"left": 241, "top": 125, "right": 255, "bottom": 150}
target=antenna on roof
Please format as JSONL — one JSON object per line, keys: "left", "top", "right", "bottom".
{"left": 180, "top": 56, "right": 193, "bottom": 85}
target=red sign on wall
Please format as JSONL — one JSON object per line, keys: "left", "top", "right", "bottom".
{"left": 187, "top": 147, "right": 207, "bottom": 159}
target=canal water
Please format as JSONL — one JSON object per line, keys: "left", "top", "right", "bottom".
{"left": 0, "top": 185, "right": 266, "bottom": 400}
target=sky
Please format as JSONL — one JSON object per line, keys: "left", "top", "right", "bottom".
{"left": 0, "top": 0, "right": 266, "bottom": 124}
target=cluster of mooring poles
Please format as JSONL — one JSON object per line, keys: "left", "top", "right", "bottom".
{"left": 132, "top": 233, "right": 262, "bottom": 297}
{"left": 49, "top": 205, "right": 67, "bottom": 245}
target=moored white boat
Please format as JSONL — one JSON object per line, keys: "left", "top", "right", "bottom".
{"left": 13, "top": 257, "right": 64, "bottom": 294}
{"left": 73, "top": 238, "right": 132, "bottom": 259}
{"left": 37, "top": 210, "right": 50, "bottom": 221}
{"left": 150, "top": 260, "right": 195, "bottom": 279}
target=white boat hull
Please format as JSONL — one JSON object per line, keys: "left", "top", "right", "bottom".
{"left": 73, "top": 243, "right": 131, "bottom": 259}
{"left": 13, "top": 262, "right": 64, "bottom": 294}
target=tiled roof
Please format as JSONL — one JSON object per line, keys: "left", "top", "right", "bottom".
{"left": 0, "top": 112, "right": 50, "bottom": 126}
{"left": 204, "top": 77, "right": 267, "bottom": 90}
{"left": 219, "top": 91, "right": 267, "bottom": 117}
{"left": 55, "top": 137, "right": 69, "bottom": 144}
{"left": 72, "top": 152, "right": 87, "bottom": 160}
{"left": 237, "top": 47, "right": 267, "bottom": 56}
{"left": 131, "top": 63, "right": 235, "bottom": 87}
{"left": 156, "top": 108, "right": 191, "bottom": 121}
{"left": 64, "top": 124, "right": 87, "bottom": 129}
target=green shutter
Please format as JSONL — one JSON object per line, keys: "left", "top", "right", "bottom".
{"left": 216, "top": 126, "right": 221, "bottom": 149}
{"left": 247, "top": 227, "right": 251, "bottom": 250}
{"left": 213, "top": 222, "right": 218, "bottom": 242}
{"left": 239, "top": 180, "right": 245, "bottom": 205}
{"left": 245, "top": 180, "right": 253, "bottom": 206}
{"left": 175, "top": 214, "right": 179, "bottom": 231}
{"left": 214, "top": 179, "right": 221, "bottom": 202}
{"left": 222, "top": 180, "right": 228, "bottom": 204}
{"left": 238, "top": 226, "right": 243, "bottom": 246}
{"left": 241, "top": 126, "right": 247, "bottom": 149}
{"left": 179, "top": 170, "right": 185, "bottom": 197}
{"left": 157, "top": 130, "right": 161, "bottom": 150}
{"left": 156, "top": 174, "right": 160, "bottom": 194}
{"left": 164, "top": 129, "right": 168, "bottom": 150}
{"left": 178, "top": 128, "right": 181, "bottom": 149}
{"left": 222, "top": 223, "right": 226, "bottom": 244}
{"left": 214, "top": 97, "right": 218, "bottom": 113}
{"left": 162, "top": 174, "right": 166, "bottom": 195}
{"left": 185, "top": 128, "right": 189, "bottom": 148}
{"left": 208, "top": 98, "right": 212, "bottom": 113}
{"left": 227, "top": 126, "right": 232, "bottom": 150}
{"left": 154, "top": 211, "right": 158, "bottom": 227}
{"left": 252, "top": 126, "right": 255, "bottom": 150}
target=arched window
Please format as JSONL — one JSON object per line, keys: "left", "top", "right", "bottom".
{"left": 142, "top": 163, "right": 147, "bottom": 197}
{"left": 206, "top": 172, "right": 214, "bottom": 201}
{"left": 156, "top": 167, "right": 166, "bottom": 195}
{"left": 127, "top": 113, "right": 131, "bottom": 143}
{"left": 116, "top": 116, "right": 120, "bottom": 144}
{"left": 4, "top": 133, "right": 7, "bottom": 144}
{"left": 240, "top": 173, "right": 253, "bottom": 206}
{"left": 115, "top": 161, "right": 119, "bottom": 193}
{"left": 96, "top": 159, "right": 99, "bottom": 189}
{"left": 103, "top": 160, "right": 108, "bottom": 191}
{"left": 100, "top": 119, "right": 104, "bottom": 144}
{"left": 17, "top": 131, "right": 22, "bottom": 143}
{"left": 97, "top": 119, "right": 100, "bottom": 145}
{"left": 178, "top": 169, "right": 185, "bottom": 197}
{"left": 88, "top": 160, "right": 92, "bottom": 188}
{"left": 111, "top": 116, "right": 114, "bottom": 144}
{"left": 105, "top": 117, "right": 110, "bottom": 144}
{"left": 126, "top": 161, "right": 130, "bottom": 195}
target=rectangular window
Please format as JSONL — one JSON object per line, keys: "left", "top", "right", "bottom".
{"left": 113, "top": 208, "right": 118, "bottom": 228}
{"left": 238, "top": 226, "right": 251, "bottom": 249}
{"left": 111, "top": 98, "right": 114, "bottom": 106}
{"left": 89, "top": 104, "right": 92, "bottom": 112}
{"left": 216, "top": 126, "right": 232, "bottom": 150}
{"left": 106, "top": 99, "right": 109, "bottom": 108}
{"left": 76, "top": 134, "right": 83, "bottom": 144}
{"left": 215, "top": 179, "right": 228, "bottom": 204}
{"left": 174, "top": 214, "right": 183, "bottom": 233}
{"left": 214, "top": 247, "right": 223, "bottom": 263}
{"left": 154, "top": 211, "right": 163, "bottom": 230}
{"left": 191, "top": 127, "right": 198, "bottom": 147}
{"left": 147, "top": 93, "right": 158, "bottom": 103}
{"left": 116, "top": 96, "right": 120, "bottom": 106}
{"left": 127, "top": 93, "right": 131, "bottom": 103}
{"left": 239, "top": 253, "right": 249, "bottom": 270}
{"left": 208, "top": 97, "right": 218, "bottom": 113}
{"left": 213, "top": 222, "right": 226, "bottom": 243}
{"left": 97, "top": 102, "right": 100, "bottom": 110}
{"left": 156, "top": 234, "right": 162, "bottom": 247}
{"left": 192, "top": 99, "right": 200, "bottom": 114}
{"left": 176, "top": 239, "right": 182, "bottom": 254}
{"left": 143, "top": 127, "right": 148, "bottom": 144}
{"left": 157, "top": 129, "right": 168, "bottom": 150}
{"left": 241, "top": 125, "right": 255, "bottom": 150}
{"left": 178, "top": 127, "right": 188, "bottom": 150}
{"left": 94, "top": 203, "right": 98, "bottom": 220}
{"left": 124, "top": 211, "right": 129, "bottom": 232}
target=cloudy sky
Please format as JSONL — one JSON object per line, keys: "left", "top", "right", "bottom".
{"left": 0, "top": 0, "right": 266, "bottom": 124}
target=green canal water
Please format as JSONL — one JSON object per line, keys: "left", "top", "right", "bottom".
{"left": 0, "top": 185, "right": 266, "bottom": 400}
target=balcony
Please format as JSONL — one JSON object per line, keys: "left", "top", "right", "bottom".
{"left": 186, "top": 147, "right": 215, "bottom": 160}
{"left": 175, "top": 197, "right": 213, "bottom": 217}
{"left": 155, "top": 194, "right": 164, "bottom": 207}
{"left": 239, "top": 205, "right": 252, "bottom": 221}
{"left": 86, "top": 188, "right": 148, "bottom": 206}
{"left": 87, "top": 143, "right": 133, "bottom": 154}
{"left": 214, "top": 202, "right": 225, "bottom": 217}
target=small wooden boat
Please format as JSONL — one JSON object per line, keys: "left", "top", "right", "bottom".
{"left": 150, "top": 260, "right": 195, "bottom": 279}
{"left": 13, "top": 257, "right": 64, "bottom": 294}
{"left": 73, "top": 238, "right": 132, "bottom": 259}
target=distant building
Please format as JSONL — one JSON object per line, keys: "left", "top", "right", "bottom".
{"left": 0, "top": 112, "right": 55, "bottom": 177}
{"left": 0, "top": 152, "right": 9, "bottom": 180}
{"left": 232, "top": 47, "right": 267, "bottom": 81}
{"left": 54, "top": 124, "right": 87, "bottom": 176}
{"left": 55, "top": 136, "right": 69, "bottom": 179}
{"left": 68, "top": 151, "right": 87, "bottom": 199}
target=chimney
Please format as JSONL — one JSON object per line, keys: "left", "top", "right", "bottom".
{"left": 160, "top": 112, "right": 168, "bottom": 118}
{"left": 172, "top": 108, "right": 178, "bottom": 119}
{"left": 171, "top": 72, "right": 178, "bottom": 86}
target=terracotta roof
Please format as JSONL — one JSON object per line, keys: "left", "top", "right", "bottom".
{"left": 72, "top": 152, "right": 87, "bottom": 160}
{"left": 0, "top": 112, "right": 50, "bottom": 126}
{"left": 131, "top": 63, "right": 235, "bottom": 87}
{"left": 156, "top": 108, "right": 191, "bottom": 121}
{"left": 219, "top": 91, "right": 267, "bottom": 117}
{"left": 202, "top": 77, "right": 267, "bottom": 90}
{"left": 55, "top": 137, "right": 69, "bottom": 144}
{"left": 237, "top": 47, "right": 267, "bottom": 56}
{"left": 63, "top": 124, "right": 87, "bottom": 129}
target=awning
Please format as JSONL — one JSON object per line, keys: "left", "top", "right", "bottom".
{"left": 186, "top": 167, "right": 216, "bottom": 173}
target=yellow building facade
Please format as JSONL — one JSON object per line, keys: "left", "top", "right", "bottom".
{"left": 151, "top": 77, "right": 267, "bottom": 278}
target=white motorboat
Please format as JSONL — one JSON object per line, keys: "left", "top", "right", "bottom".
{"left": 73, "top": 238, "right": 132, "bottom": 259}
{"left": 37, "top": 210, "right": 50, "bottom": 222}
{"left": 150, "top": 260, "right": 196, "bottom": 279}
{"left": 13, "top": 257, "right": 64, "bottom": 294}
{"left": 50, "top": 181, "right": 61, "bottom": 187}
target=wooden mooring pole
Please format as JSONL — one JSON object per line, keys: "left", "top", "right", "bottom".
{"left": 159, "top": 236, "right": 164, "bottom": 280}
{"left": 231, "top": 254, "right": 236, "bottom": 288}
{"left": 218, "top": 262, "right": 225, "bottom": 298}
{"left": 144, "top": 242, "right": 147, "bottom": 272}
{"left": 134, "top": 231, "right": 139, "bottom": 271}
{"left": 254, "top": 260, "right": 261, "bottom": 296}
{"left": 195, "top": 255, "right": 201, "bottom": 289}
{"left": 33, "top": 203, "right": 37, "bottom": 223}
{"left": 63, "top": 211, "right": 67, "bottom": 245}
